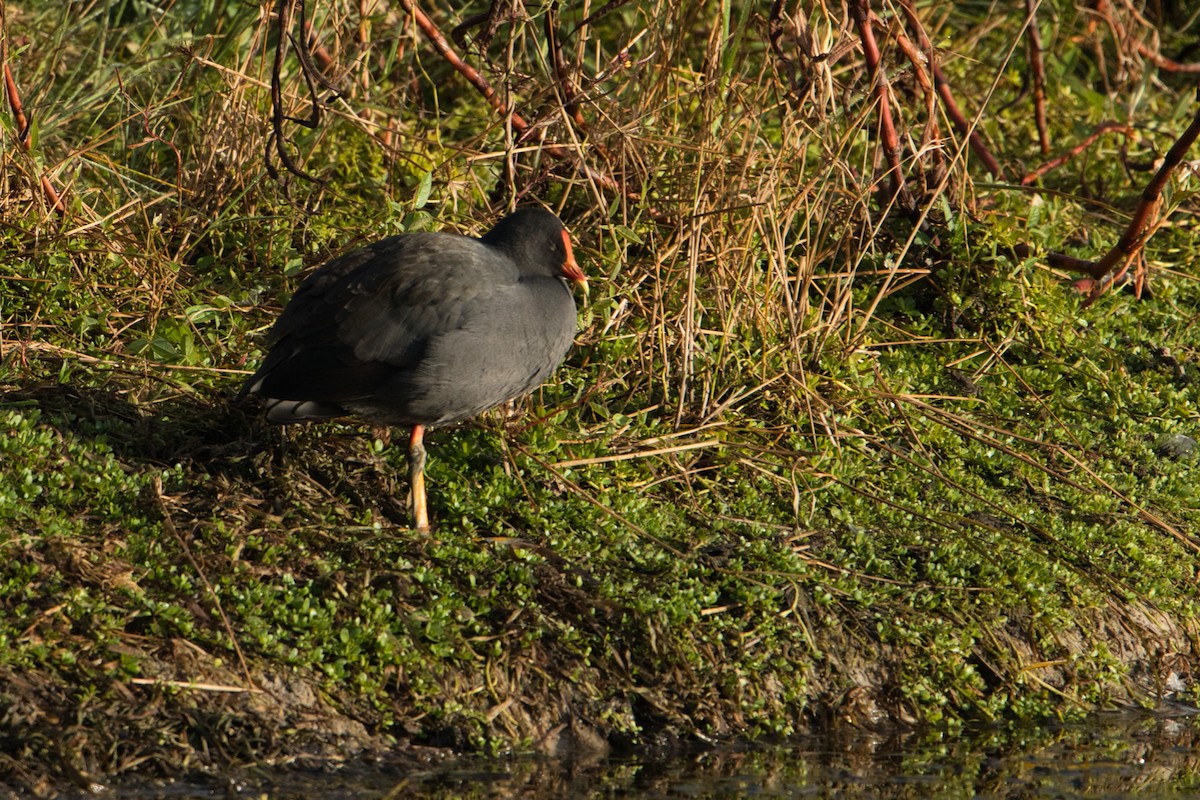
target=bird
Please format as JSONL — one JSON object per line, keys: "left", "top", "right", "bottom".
{"left": 238, "top": 207, "right": 588, "bottom": 530}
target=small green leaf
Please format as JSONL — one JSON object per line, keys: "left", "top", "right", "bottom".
{"left": 413, "top": 170, "right": 433, "bottom": 210}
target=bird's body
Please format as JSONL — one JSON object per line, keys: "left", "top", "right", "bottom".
{"left": 239, "top": 208, "right": 586, "bottom": 528}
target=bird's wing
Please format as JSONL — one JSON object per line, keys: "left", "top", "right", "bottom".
{"left": 244, "top": 232, "right": 519, "bottom": 402}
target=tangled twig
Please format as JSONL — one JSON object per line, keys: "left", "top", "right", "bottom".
{"left": 117, "top": 69, "right": 183, "bottom": 206}
{"left": 767, "top": 1, "right": 797, "bottom": 94}
{"left": 768, "top": 0, "right": 832, "bottom": 105}
{"left": 450, "top": 0, "right": 517, "bottom": 52}
{"left": 545, "top": 2, "right": 587, "bottom": 132}
{"left": 896, "top": 0, "right": 1005, "bottom": 180}
{"left": 396, "top": 0, "right": 660, "bottom": 215}
{"left": 265, "top": 0, "right": 340, "bottom": 183}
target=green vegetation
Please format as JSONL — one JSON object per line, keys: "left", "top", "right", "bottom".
{"left": 2, "top": 0, "right": 1199, "bottom": 791}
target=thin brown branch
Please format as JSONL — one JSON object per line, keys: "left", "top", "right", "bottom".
{"left": 300, "top": 8, "right": 337, "bottom": 74}
{"left": 1088, "top": 103, "right": 1200, "bottom": 282}
{"left": 889, "top": 21, "right": 944, "bottom": 177}
{"left": 266, "top": 0, "right": 321, "bottom": 183}
{"left": 450, "top": 1, "right": 515, "bottom": 51}
{"left": 544, "top": 2, "right": 587, "bottom": 131}
{"left": 292, "top": 0, "right": 340, "bottom": 97}
{"left": 850, "top": 0, "right": 913, "bottom": 212}
{"left": 1043, "top": 250, "right": 1100, "bottom": 274}
{"left": 1019, "top": 121, "right": 1133, "bottom": 186}
{"left": 2, "top": 63, "right": 27, "bottom": 139}
{"left": 1136, "top": 41, "right": 1200, "bottom": 74}
{"left": 2, "top": 59, "right": 67, "bottom": 215}
{"left": 1024, "top": 0, "right": 1050, "bottom": 155}
{"left": 889, "top": 27, "right": 932, "bottom": 94}
{"left": 398, "top": 0, "right": 532, "bottom": 129}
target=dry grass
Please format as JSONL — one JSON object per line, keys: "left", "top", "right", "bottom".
{"left": 2, "top": 1, "right": 926, "bottom": 407}
{"left": 5, "top": 0, "right": 1173, "bottom": 410}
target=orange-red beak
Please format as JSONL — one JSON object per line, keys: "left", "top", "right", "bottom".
{"left": 561, "top": 229, "right": 588, "bottom": 299}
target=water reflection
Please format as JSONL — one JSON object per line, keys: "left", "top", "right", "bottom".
{"left": 394, "top": 713, "right": 1200, "bottom": 799}
{"left": 112, "top": 711, "right": 1200, "bottom": 798}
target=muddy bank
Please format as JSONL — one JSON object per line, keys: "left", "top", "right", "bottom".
{"left": 2, "top": 534, "right": 1196, "bottom": 795}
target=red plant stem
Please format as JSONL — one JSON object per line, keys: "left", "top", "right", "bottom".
{"left": 888, "top": 20, "right": 944, "bottom": 172}
{"left": 1137, "top": 42, "right": 1200, "bottom": 74}
{"left": 1044, "top": 250, "right": 1100, "bottom": 273}
{"left": 1024, "top": 0, "right": 1050, "bottom": 155}
{"left": 1035, "top": 99, "right": 1200, "bottom": 301}
{"left": 896, "top": 0, "right": 1005, "bottom": 179}
{"left": 1084, "top": 101, "right": 1200, "bottom": 280}
{"left": 850, "top": 0, "right": 911, "bottom": 210}
{"left": 3, "top": 62, "right": 66, "bottom": 214}
{"left": 1020, "top": 121, "right": 1132, "bottom": 186}
{"left": 889, "top": 26, "right": 932, "bottom": 94}
{"left": 397, "top": 0, "right": 531, "bottom": 129}
{"left": 2, "top": 62, "right": 28, "bottom": 137}
{"left": 931, "top": 52, "right": 1004, "bottom": 178}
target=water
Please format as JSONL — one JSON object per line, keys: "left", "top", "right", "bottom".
{"left": 103, "top": 711, "right": 1200, "bottom": 799}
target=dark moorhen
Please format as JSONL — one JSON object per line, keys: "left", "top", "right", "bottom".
{"left": 239, "top": 207, "right": 587, "bottom": 529}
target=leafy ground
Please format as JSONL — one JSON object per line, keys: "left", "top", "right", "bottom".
{"left": 2, "top": 0, "right": 1200, "bottom": 794}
